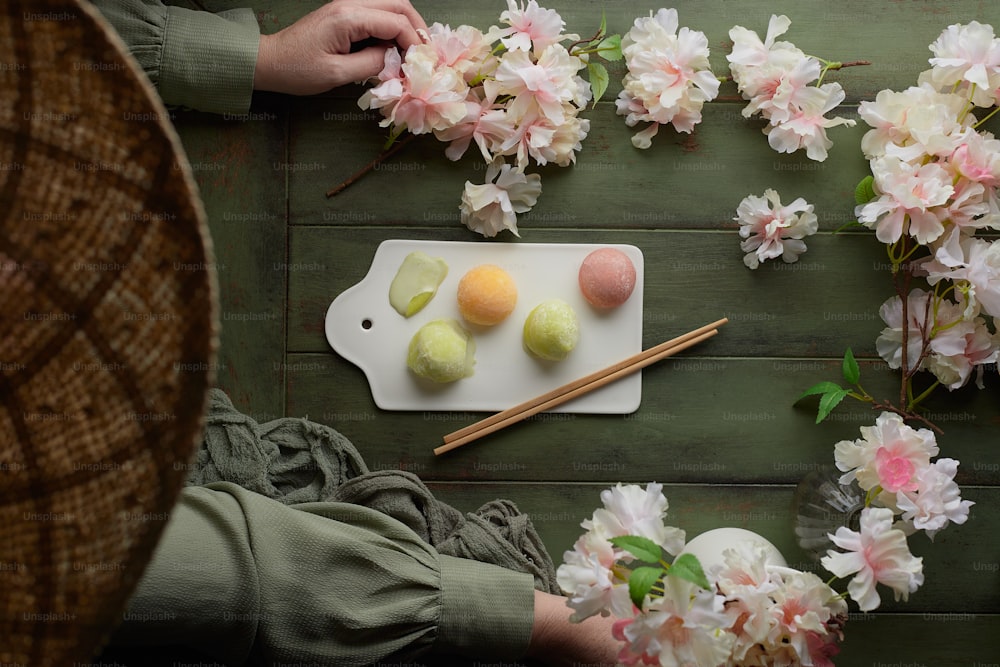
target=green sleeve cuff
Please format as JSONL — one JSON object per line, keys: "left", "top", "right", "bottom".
{"left": 159, "top": 6, "right": 260, "bottom": 115}
{"left": 436, "top": 554, "right": 535, "bottom": 659}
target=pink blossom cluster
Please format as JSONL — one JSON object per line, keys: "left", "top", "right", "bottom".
{"left": 615, "top": 8, "right": 720, "bottom": 149}
{"left": 734, "top": 189, "right": 818, "bottom": 269}
{"left": 358, "top": 0, "right": 591, "bottom": 237}
{"left": 854, "top": 21, "right": 1000, "bottom": 391}
{"left": 727, "top": 15, "right": 856, "bottom": 162}
{"left": 557, "top": 484, "right": 847, "bottom": 667}
{"left": 826, "top": 413, "right": 973, "bottom": 611}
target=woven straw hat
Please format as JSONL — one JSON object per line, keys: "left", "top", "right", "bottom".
{"left": 0, "top": 0, "right": 218, "bottom": 664}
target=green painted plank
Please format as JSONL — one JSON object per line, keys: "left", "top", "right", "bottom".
{"left": 286, "top": 352, "right": 1000, "bottom": 486}
{"left": 290, "top": 97, "right": 873, "bottom": 230}
{"left": 171, "top": 98, "right": 288, "bottom": 422}
{"left": 427, "top": 482, "right": 1000, "bottom": 614}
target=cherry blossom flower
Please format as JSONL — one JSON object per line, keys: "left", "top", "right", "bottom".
{"left": 925, "top": 316, "right": 999, "bottom": 389}
{"left": 833, "top": 412, "right": 939, "bottom": 494}
{"left": 585, "top": 482, "right": 686, "bottom": 555}
{"left": 488, "top": 44, "right": 589, "bottom": 126}
{"left": 764, "top": 82, "right": 855, "bottom": 161}
{"left": 557, "top": 528, "right": 632, "bottom": 621}
{"left": 821, "top": 506, "right": 924, "bottom": 612}
{"left": 766, "top": 569, "right": 846, "bottom": 663}
{"left": 614, "top": 576, "right": 734, "bottom": 667}
{"left": 727, "top": 14, "right": 855, "bottom": 161}
{"left": 498, "top": 0, "right": 572, "bottom": 55}
{"left": 857, "top": 85, "right": 974, "bottom": 162}
{"left": 459, "top": 161, "right": 541, "bottom": 237}
{"left": 424, "top": 22, "right": 499, "bottom": 81}
{"left": 735, "top": 189, "right": 818, "bottom": 269}
{"left": 920, "top": 233, "right": 1000, "bottom": 318}
{"left": 740, "top": 56, "right": 820, "bottom": 124}
{"left": 433, "top": 90, "right": 515, "bottom": 162}
{"left": 714, "top": 543, "right": 780, "bottom": 659}
{"left": 918, "top": 21, "right": 1000, "bottom": 107}
{"left": 856, "top": 156, "right": 954, "bottom": 244}
{"left": 895, "top": 458, "right": 975, "bottom": 539}
{"left": 615, "top": 8, "right": 720, "bottom": 147}
{"left": 359, "top": 46, "right": 468, "bottom": 135}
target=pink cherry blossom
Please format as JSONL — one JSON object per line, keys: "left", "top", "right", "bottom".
{"left": 919, "top": 21, "right": 1000, "bottom": 107}
{"left": 921, "top": 233, "right": 1000, "bottom": 318}
{"left": 586, "top": 482, "right": 686, "bottom": 556}
{"left": 424, "top": 22, "right": 497, "bottom": 81}
{"left": 614, "top": 577, "right": 734, "bottom": 667}
{"left": 727, "top": 15, "right": 856, "bottom": 161}
{"left": 735, "top": 189, "right": 818, "bottom": 269}
{"left": 433, "top": 90, "right": 514, "bottom": 162}
{"left": 741, "top": 56, "right": 820, "bottom": 125}
{"left": 766, "top": 570, "right": 843, "bottom": 662}
{"left": 834, "top": 412, "right": 939, "bottom": 494}
{"left": 857, "top": 85, "right": 973, "bottom": 162}
{"left": 498, "top": 0, "right": 570, "bottom": 54}
{"left": 488, "top": 44, "right": 589, "bottom": 126}
{"left": 856, "top": 156, "right": 954, "bottom": 244}
{"left": 359, "top": 46, "right": 469, "bottom": 135}
{"left": 896, "top": 458, "right": 975, "bottom": 539}
{"left": 820, "top": 506, "right": 925, "bottom": 612}
{"left": 616, "top": 8, "right": 719, "bottom": 146}
{"left": 459, "top": 161, "right": 541, "bottom": 237}
{"left": 927, "top": 318, "right": 999, "bottom": 390}
{"left": 764, "top": 82, "right": 855, "bottom": 161}
{"left": 727, "top": 14, "right": 797, "bottom": 71}
{"left": 950, "top": 130, "right": 1000, "bottom": 187}
{"left": 557, "top": 528, "right": 631, "bottom": 621}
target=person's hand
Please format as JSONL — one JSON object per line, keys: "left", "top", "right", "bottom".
{"left": 527, "top": 590, "right": 622, "bottom": 666}
{"left": 253, "top": 0, "right": 427, "bottom": 95}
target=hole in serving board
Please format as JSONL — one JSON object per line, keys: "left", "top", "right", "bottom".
{"left": 361, "top": 318, "right": 373, "bottom": 330}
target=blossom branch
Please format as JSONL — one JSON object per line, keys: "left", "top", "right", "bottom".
{"left": 326, "top": 133, "right": 417, "bottom": 198}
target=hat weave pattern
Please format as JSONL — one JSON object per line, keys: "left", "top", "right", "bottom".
{"left": 0, "top": 1, "right": 218, "bottom": 664}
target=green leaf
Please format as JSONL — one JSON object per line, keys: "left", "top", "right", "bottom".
{"left": 597, "top": 34, "right": 623, "bottom": 62}
{"left": 666, "top": 553, "right": 712, "bottom": 591}
{"left": 609, "top": 535, "right": 662, "bottom": 563}
{"left": 797, "top": 381, "right": 845, "bottom": 400}
{"left": 854, "top": 175, "right": 876, "bottom": 204}
{"left": 627, "top": 566, "right": 663, "bottom": 609}
{"left": 817, "top": 388, "right": 851, "bottom": 423}
{"left": 598, "top": 10, "right": 607, "bottom": 38}
{"left": 587, "top": 62, "right": 610, "bottom": 106}
{"left": 842, "top": 348, "right": 860, "bottom": 385}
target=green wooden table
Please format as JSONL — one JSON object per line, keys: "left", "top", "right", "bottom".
{"left": 170, "top": 1, "right": 999, "bottom": 664}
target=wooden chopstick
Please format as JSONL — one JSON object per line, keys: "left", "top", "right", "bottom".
{"left": 434, "top": 317, "right": 728, "bottom": 456}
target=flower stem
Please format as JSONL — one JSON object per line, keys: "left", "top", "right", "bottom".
{"left": 326, "top": 133, "right": 417, "bottom": 198}
{"left": 973, "top": 104, "right": 1000, "bottom": 128}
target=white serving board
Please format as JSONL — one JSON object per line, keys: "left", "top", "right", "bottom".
{"left": 325, "top": 240, "right": 644, "bottom": 413}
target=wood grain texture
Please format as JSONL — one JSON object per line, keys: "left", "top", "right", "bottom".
{"left": 171, "top": 97, "right": 288, "bottom": 422}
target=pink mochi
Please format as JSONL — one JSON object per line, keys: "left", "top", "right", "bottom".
{"left": 578, "top": 248, "right": 636, "bottom": 309}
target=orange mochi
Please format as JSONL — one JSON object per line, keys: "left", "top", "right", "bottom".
{"left": 457, "top": 264, "right": 518, "bottom": 326}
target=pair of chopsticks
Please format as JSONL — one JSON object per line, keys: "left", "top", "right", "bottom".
{"left": 434, "top": 317, "right": 728, "bottom": 456}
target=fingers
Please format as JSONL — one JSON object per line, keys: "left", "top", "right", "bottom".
{"left": 333, "top": 45, "right": 393, "bottom": 84}
{"left": 329, "top": 0, "right": 428, "bottom": 50}
{"left": 347, "top": 0, "right": 429, "bottom": 33}
{"left": 344, "top": 8, "right": 424, "bottom": 52}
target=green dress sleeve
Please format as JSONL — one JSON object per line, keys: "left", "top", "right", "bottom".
{"left": 91, "top": 0, "right": 260, "bottom": 114}
{"left": 109, "top": 482, "right": 536, "bottom": 665}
